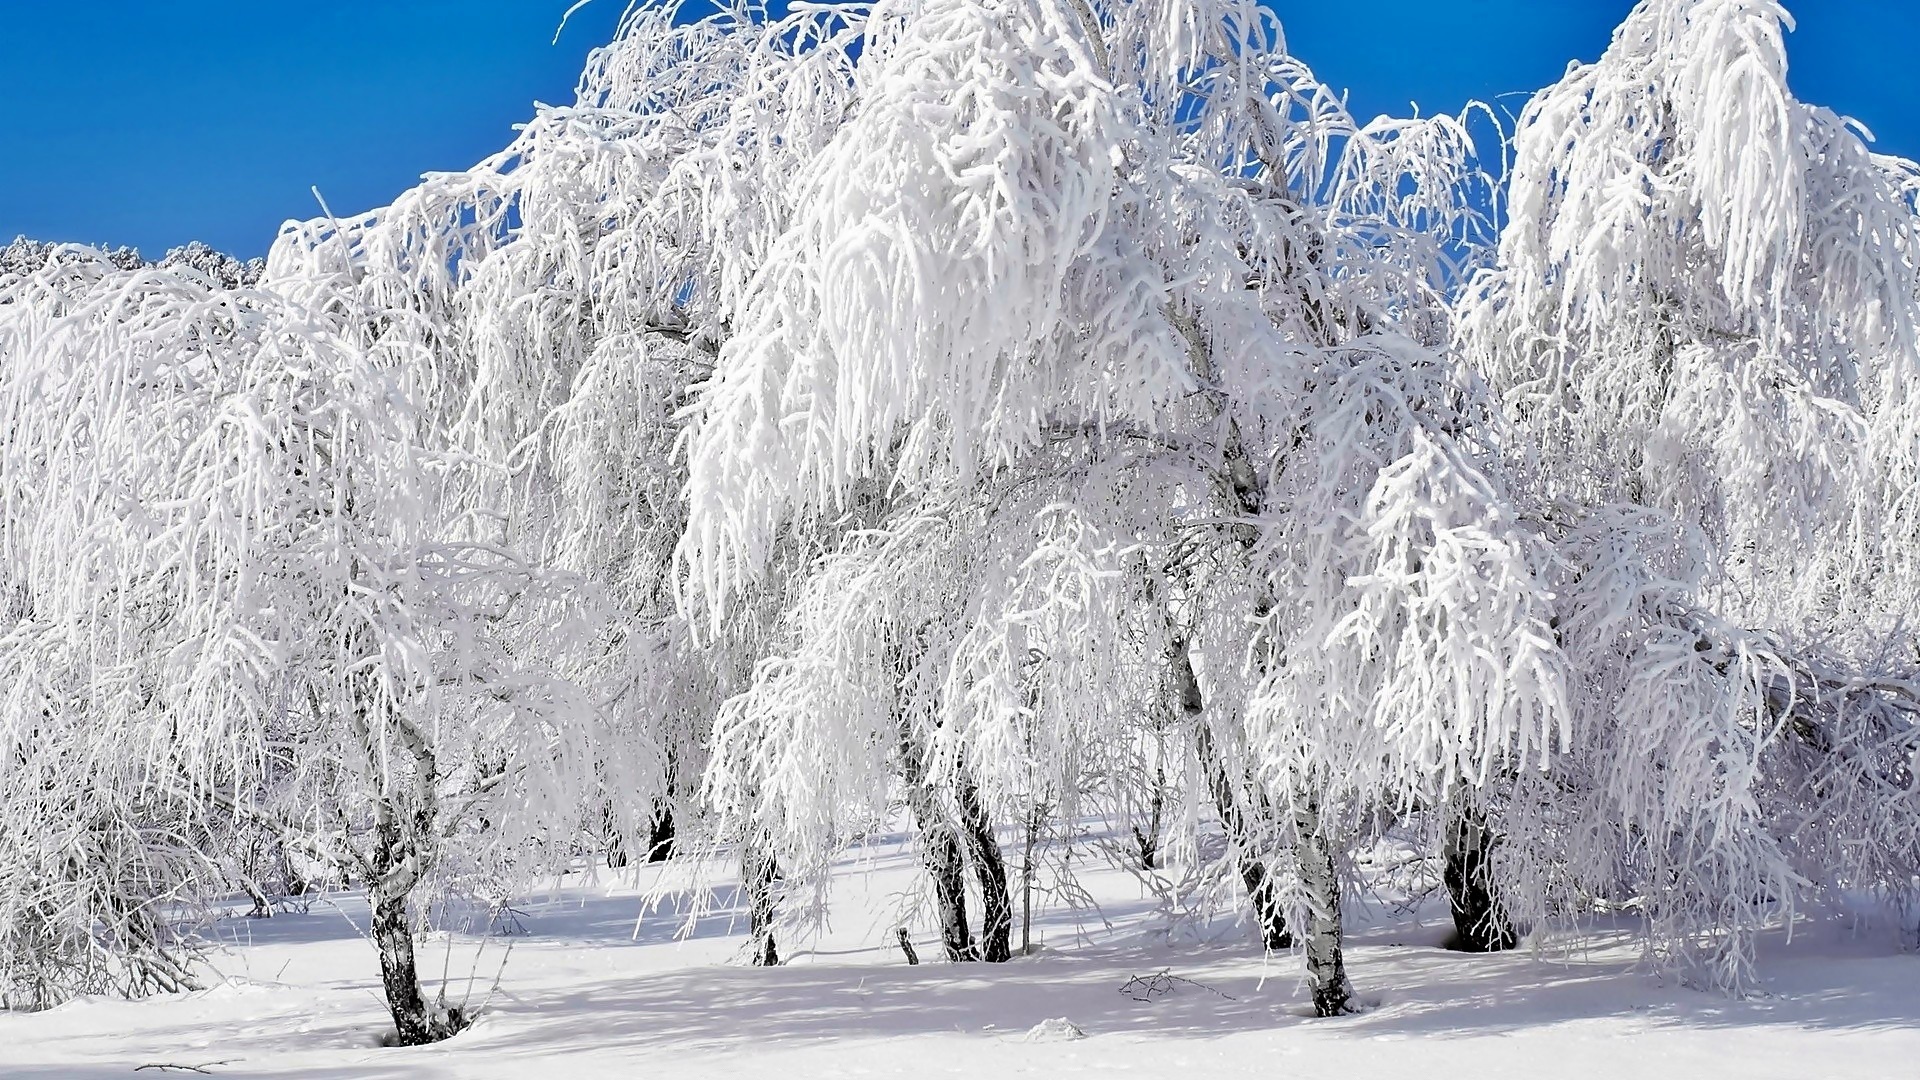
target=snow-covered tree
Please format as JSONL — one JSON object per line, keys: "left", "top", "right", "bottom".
{"left": 1458, "top": 0, "right": 1920, "bottom": 989}
{"left": 0, "top": 230, "right": 609, "bottom": 1038}
{"left": 677, "top": 0, "right": 1566, "bottom": 1014}
{"left": 245, "top": 0, "right": 881, "bottom": 970}
{"left": 0, "top": 248, "right": 224, "bottom": 1008}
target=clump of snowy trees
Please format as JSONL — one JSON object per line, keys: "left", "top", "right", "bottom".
{"left": 2, "top": 0, "right": 1916, "bottom": 1038}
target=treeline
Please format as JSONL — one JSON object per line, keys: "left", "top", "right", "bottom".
{"left": 1, "top": 0, "right": 1917, "bottom": 1042}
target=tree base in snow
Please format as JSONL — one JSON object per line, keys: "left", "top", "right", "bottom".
{"left": 1442, "top": 924, "right": 1518, "bottom": 954}
{"left": 379, "top": 1004, "right": 469, "bottom": 1048}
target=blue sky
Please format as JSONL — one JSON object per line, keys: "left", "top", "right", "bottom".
{"left": 2, "top": 1, "right": 1914, "bottom": 259}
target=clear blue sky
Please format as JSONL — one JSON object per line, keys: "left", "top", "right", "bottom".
{"left": 2, "top": 1, "right": 1914, "bottom": 260}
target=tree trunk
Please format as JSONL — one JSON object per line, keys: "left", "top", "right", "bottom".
{"left": 371, "top": 888, "right": 458, "bottom": 1046}
{"left": 891, "top": 631, "right": 1010, "bottom": 963}
{"left": 367, "top": 803, "right": 461, "bottom": 1046}
{"left": 339, "top": 668, "right": 459, "bottom": 1044}
{"left": 1172, "top": 287, "right": 1356, "bottom": 1005}
{"left": 1021, "top": 804, "right": 1039, "bottom": 955}
{"left": 1230, "top": 837, "right": 1290, "bottom": 952}
{"left": 926, "top": 822, "right": 976, "bottom": 961}
{"left": 601, "top": 801, "right": 630, "bottom": 868}
{"left": 1132, "top": 762, "right": 1165, "bottom": 870}
{"left": 899, "top": 718, "right": 978, "bottom": 961}
{"left": 647, "top": 802, "right": 676, "bottom": 863}
{"left": 278, "top": 838, "right": 311, "bottom": 896}
{"left": 1177, "top": 638, "right": 1291, "bottom": 950}
{"left": 1294, "top": 795, "right": 1353, "bottom": 1017}
{"left": 242, "top": 876, "right": 274, "bottom": 919}
{"left": 238, "top": 834, "right": 275, "bottom": 917}
{"left": 956, "top": 768, "right": 1013, "bottom": 963}
{"left": 1443, "top": 796, "right": 1516, "bottom": 953}
{"left": 744, "top": 847, "right": 780, "bottom": 966}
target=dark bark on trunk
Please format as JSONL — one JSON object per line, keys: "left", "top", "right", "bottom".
{"left": 1021, "top": 804, "right": 1040, "bottom": 956}
{"left": 889, "top": 625, "right": 1006, "bottom": 964}
{"left": 603, "top": 802, "right": 630, "bottom": 868}
{"left": 367, "top": 805, "right": 461, "bottom": 1046}
{"left": 371, "top": 889, "right": 458, "bottom": 1046}
{"left": 956, "top": 769, "right": 1013, "bottom": 963}
{"left": 894, "top": 927, "right": 920, "bottom": 965}
{"left": 647, "top": 803, "right": 676, "bottom": 863}
{"left": 1294, "top": 796, "right": 1353, "bottom": 1017}
{"left": 745, "top": 848, "right": 780, "bottom": 966}
{"left": 1132, "top": 764, "right": 1165, "bottom": 870}
{"left": 337, "top": 650, "right": 460, "bottom": 1045}
{"left": 361, "top": 726, "right": 458, "bottom": 1040}
{"left": 1177, "top": 638, "right": 1292, "bottom": 951}
{"left": 927, "top": 824, "right": 975, "bottom": 961}
{"left": 279, "top": 839, "right": 311, "bottom": 896}
{"left": 238, "top": 835, "right": 275, "bottom": 917}
{"left": 602, "top": 800, "right": 674, "bottom": 867}
{"left": 1232, "top": 840, "right": 1290, "bottom": 952}
{"left": 925, "top": 822, "right": 975, "bottom": 957}
{"left": 899, "top": 718, "right": 978, "bottom": 961}
{"left": 1443, "top": 798, "right": 1516, "bottom": 953}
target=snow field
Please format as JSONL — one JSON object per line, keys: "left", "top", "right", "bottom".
{"left": 7, "top": 832, "right": 1916, "bottom": 1079}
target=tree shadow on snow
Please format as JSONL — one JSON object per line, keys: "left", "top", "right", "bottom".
{"left": 465, "top": 923, "right": 1920, "bottom": 1059}
{"left": 472, "top": 942, "right": 1313, "bottom": 1057}
{"left": 1338, "top": 924, "right": 1920, "bottom": 1039}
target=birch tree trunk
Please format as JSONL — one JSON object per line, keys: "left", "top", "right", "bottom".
{"left": 956, "top": 767, "right": 1013, "bottom": 963}
{"left": 366, "top": 807, "right": 462, "bottom": 1045}
{"left": 370, "top": 885, "right": 441, "bottom": 1045}
{"left": 928, "top": 826, "right": 976, "bottom": 961}
{"left": 1293, "top": 794, "right": 1353, "bottom": 1017}
{"left": 898, "top": 716, "right": 977, "bottom": 961}
{"left": 1021, "top": 805, "right": 1038, "bottom": 955}
{"left": 240, "top": 875, "right": 274, "bottom": 919}
{"left": 604, "top": 801, "right": 630, "bottom": 869}
{"left": 1176, "top": 636, "right": 1292, "bottom": 951}
{"left": 348, "top": 671, "right": 462, "bottom": 1046}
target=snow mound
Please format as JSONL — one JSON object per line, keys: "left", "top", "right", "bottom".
{"left": 1021, "top": 1017, "right": 1087, "bottom": 1042}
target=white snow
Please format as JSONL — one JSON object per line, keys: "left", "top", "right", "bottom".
{"left": 1021, "top": 1017, "right": 1087, "bottom": 1041}
{"left": 5, "top": 832, "right": 1914, "bottom": 1079}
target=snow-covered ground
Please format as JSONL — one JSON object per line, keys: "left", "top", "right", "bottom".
{"left": 8, "top": 832, "right": 1917, "bottom": 1079}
